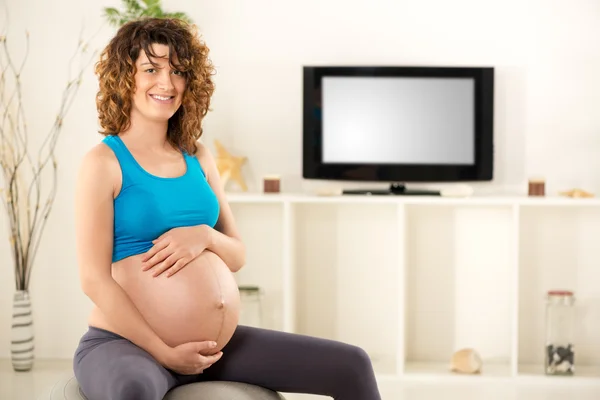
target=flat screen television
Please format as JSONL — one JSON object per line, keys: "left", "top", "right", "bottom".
{"left": 302, "top": 66, "right": 494, "bottom": 195}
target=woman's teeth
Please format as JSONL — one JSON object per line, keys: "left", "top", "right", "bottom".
{"left": 151, "top": 95, "right": 172, "bottom": 100}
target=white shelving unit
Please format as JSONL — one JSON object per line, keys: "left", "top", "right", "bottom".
{"left": 227, "top": 192, "right": 600, "bottom": 389}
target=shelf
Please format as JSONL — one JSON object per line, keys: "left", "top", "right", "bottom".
{"left": 226, "top": 192, "right": 600, "bottom": 206}
{"left": 403, "top": 362, "right": 512, "bottom": 381}
{"left": 227, "top": 193, "right": 600, "bottom": 386}
{"left": 404, "top": 204, "right": 515, "bottom": 375}
{"left": 374, "top": 363, "right": 600, "bottom": 386}
{"left": 229, "top": 202, "right": 288, "bottom": 331}
{"left": 292, "top": 202, "right": 401, "bottom": 376}
{"left": 518, "top": 364, "right": 600, "bottom": 383}
{"left": 518, "top": 206, "right": 600, "bottom": 372}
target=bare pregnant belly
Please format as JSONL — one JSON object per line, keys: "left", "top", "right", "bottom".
{"left": 91, "top": 251, "right": 241, "bottom": 351}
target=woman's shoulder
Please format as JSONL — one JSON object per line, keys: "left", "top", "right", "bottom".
{"left": 78, "top": 141, "right": 121, "bottom": 183}
{"left": 193, "top": 140, "right": 209, "bottom": 159}
{"left": 83, "top": 141, "right": 119, "bottom": 165}
{"left": 192, "top": 140, "right": 217, "bottom": 181}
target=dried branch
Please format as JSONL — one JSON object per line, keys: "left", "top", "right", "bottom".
{"left": 0, "top": 26, "right": 98, "bottom": 291}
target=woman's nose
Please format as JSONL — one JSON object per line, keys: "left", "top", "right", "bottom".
{"left": 157, "top": 71, "right": 175, "bottom": 91}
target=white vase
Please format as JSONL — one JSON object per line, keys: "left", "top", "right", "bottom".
{"left": 11, "top": 290, "right": 34, "bottom": 372}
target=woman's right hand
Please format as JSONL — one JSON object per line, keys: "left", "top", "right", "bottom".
{"left": 160, "top": 341, "right": 224, "bottom": 375}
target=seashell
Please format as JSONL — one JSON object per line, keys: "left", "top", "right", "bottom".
{"left": 450, "top": 348, "right": 482, "bottom": 374}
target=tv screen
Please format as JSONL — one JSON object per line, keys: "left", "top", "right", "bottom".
{"left": 322, "top": 76, "right": 475, "bottom": 165}
{"left": 302, "top": 66, "right": 494, "bottom": 187}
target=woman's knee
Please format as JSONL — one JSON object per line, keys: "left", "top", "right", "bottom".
{"left": 323, "top": 343, "right": 380, "bottom": 399}
{"left": 74, "top": 331, "right": 175, "bottom": 400}
{"left": 95, "top": 359, "right": 171, "bottom": 400}
{"left": 340, "top": 344, "right": 376, "bottom": 377}
{"left": 110, "top": 373, "right": 159, "bottom": 400}
{"left": 81, "top": 362, "right": 172, "bottom": 400}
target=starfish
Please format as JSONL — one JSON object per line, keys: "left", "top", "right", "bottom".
{"left": 559, "top": 188, "right": 594, "bottom": 198}
{"left": 214, "top": 139, "right": 248, "bottom": 191}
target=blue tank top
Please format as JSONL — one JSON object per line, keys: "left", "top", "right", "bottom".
{"left": 102, "top": 135, "right": 220, "bottom": 262}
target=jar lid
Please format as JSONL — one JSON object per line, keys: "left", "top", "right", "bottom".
{"left": 239, "top": 285, "right": 260, "bottom": 293}
{"left": 547, "top": 290, "right": 574, "bottom": 296}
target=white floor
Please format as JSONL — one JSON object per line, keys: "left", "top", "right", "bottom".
{"left": 1, "top": 359, "right": 600, "bottom": 400}
{"left": 0, "top": 359, "right": 74, "bottom": 400}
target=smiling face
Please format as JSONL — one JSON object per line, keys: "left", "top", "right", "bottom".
{"left": 131, "top": 43, "right": 187, "bottom": 124}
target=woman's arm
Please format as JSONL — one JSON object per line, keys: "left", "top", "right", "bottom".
{"left": 75, "top": 144, "right": 170, "bottom": 363}
{"left": 196, "top": 142, "right": 246, "bottom": 272}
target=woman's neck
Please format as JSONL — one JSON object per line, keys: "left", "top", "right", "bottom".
{"left": 120, "top": 112, "right": 170, "bottom": 151}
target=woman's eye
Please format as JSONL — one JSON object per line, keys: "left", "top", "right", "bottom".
{"left": 145, "top": 69, "right": 155, "bottom": 73}
{"left": 172, "top": 70, "right": 183, "bottom": 76}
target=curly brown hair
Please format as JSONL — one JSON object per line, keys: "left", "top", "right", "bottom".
{"left": 95, "top": 17, "right": 215, "bottom": 154}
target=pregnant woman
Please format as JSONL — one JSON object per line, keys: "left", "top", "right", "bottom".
{"left": 73, "top": 17, "right": 381, "bottom": 400}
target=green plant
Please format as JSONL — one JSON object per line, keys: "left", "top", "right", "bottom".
{"left": 103, "top": 0, "right": 192, "bottom": 28}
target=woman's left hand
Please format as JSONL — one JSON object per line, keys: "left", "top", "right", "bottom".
{"left": 141, "top": 225, "right": 213, "bottom": 277}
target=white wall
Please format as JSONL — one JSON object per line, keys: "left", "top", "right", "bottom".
{"left": 0, "top": 0, "right": 599, "bottom": 359}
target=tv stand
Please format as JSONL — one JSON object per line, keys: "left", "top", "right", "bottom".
{"left": 342, "top": 183, "right": 440, "bottom": 196}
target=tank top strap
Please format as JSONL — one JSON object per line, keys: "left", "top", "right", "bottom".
{"left": 183, "top": 150, "right": 207, "bottom": 179}
{"left": 101, "top": 135, "right": 144, "bottom": 189}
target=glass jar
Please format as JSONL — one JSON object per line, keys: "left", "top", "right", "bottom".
{"left": 545, "top": 290, "right": 575, "bottom": 375}
{"left": 239, "top": 285, "right": 263, "bottom": 328}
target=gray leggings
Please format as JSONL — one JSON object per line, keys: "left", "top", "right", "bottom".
{"left": 73, "top": 325, "right": 382, "bottom": 400}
